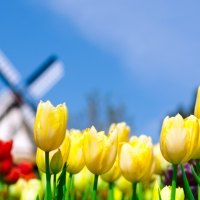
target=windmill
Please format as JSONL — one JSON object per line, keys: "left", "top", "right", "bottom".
{"left": 0, "top": 50, "right": 64, "bottom": 163}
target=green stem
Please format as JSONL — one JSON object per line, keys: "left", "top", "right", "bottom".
{"left": 108, "top": 182, "right": 114, "bottom": 200}
{"left": 138, "top": 182, "right": 142, "bottom": 200}
{"left": 171, "top": 164, "right": 178, "bottom": 200}
{"left": 132, "top": 182, "right": 137, "bottom": 200}
{"left": 71, "top": 175, "right": 75, "bottom": 200}
{"left": 54, "top": 173, "right": 57, "bottom": 200}
{"left": 181, "top": 164, "right": 195, "bottom": 200}
{"left": 196, "top": 160, "right": 200, "bottom": 174}
{"left": 45, "top": 151, "right": 52, "bottom": 200}
{"left": 82, "top": 185, "right": 90, "bottom": 200}
{"left": 121, "top": 192, "right": 125, "bottom": 200}
{"left": 92, "top": 174, "right": 99, "bottom": 200}
{"left": 198, "top": 184, "right": 200, "bottom": 200}
{"left": 66, "top": 173, "right": 73, "bottom": 200}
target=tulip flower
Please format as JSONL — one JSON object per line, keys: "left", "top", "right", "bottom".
{"left": 153, "top": 143, "right": 170, "bottom": 175}
{"left": 65, "top": 129, "right": 84, "bottom": 200}
{"left": 101, "top": 159, "right": 121, "bottom": 183}
{"left": 109, "top": 122, "right": 130, "bottom": 143}
{"left": 74, "top": 167, "right": 93, "bottom": 193}
{"left": 0, "top": 140, "right": 13, "bottom": 160}
{"left": 17, "top": 161, "right": 36, "bottom": 180}
{"left": 101, "top": 160, "right": 121, "bottom": 200}
{"left": 66, "top": 129, "right": 84, "bottom": 174}
{"left": 160, "top": 114, "right": 199, "bottom": 164}
{"left": 50, "top": 149, "right": 63, "bottom": 174}
{"left": 0, "top": 140, "right": 13, "bottom": 178}
{"left": 83, "top": 126, "right": 117, "bottom": 175}
{"left": 0, "top": 157, "right": 13, "bottom": 175}
{"left": 9, "top": 178, "right": 28, "bottom": 199}
{"left": 153, "top": 183, "right": 185, "bottom": 200}
{"left": 34, "top": 101, "right": 67, "bottom": 200}
{"left": 34, "top": 101, "right": 67, "bottom": 152}
{"left": 160, "top": 114, "right": 198, "bottom": 200}
{"left": 21, "top": 179, "right": 43, "bottom": 200}
{"left": 83, "top": 126, "right": 118, "bottom": 200}
{"left": 115, "top": 176, "right": 132, "bottom": 199}
{"left": 60, "top": 131, "right": 71, "bottom": 163}
{"left": 119, "top": 135, "right": 153, "bottom": 182}
{"left": 119, "top": 135, "right": 153, "bottom": 200}
{"left": 194, "top": 86, "right": 200, "bottom": 118}
{"left": 4, "top": 167, "right": 20, "bottom": 184}
{"left": 36, "top": 148, "right": 63, "bottom": 174}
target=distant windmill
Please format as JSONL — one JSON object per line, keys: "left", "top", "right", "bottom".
{"left": 0, "top": 50, "right": 64, "bottom": 163}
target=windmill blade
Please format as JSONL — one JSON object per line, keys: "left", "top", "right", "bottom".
{"left": 0, "top": 90, "right": 17, "bottom": 119}
{"left": 28, "top": 59, "right": 64, "bottom": 99}
{"left": 0, "top": 50, "right": 21, "bottom": 86}
{"left": 20, "top": 103, "right": 35, "bottom": 130}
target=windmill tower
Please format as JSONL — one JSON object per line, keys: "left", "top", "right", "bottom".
{"left": 0, "top": 50, "right": 64, "bottom": 163}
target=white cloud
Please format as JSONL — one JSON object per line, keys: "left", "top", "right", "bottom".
{"left": 38, "top": 0, "right": 200, "bottom": 88}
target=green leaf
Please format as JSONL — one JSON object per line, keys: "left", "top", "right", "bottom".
{"left": 158, "top": 188, "right": 162, "bottom": 200}
{"left": 56, "top": 163, "right": 67, "bottom": 200}
{"left": 180, "top": 164, "right": 195, "bottom": 200}
{"left": 191, "top": 165, "right": 200, "bottom": 185}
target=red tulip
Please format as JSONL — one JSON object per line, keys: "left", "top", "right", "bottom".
{"left": 18, "top": 161, "right": 33, "bottom": 175}
{"left": 0, "top": 140, "right": 13, "bottom": 160}
{"left": 0, "top": 156, "right": 13, "bottom": 175}
{"left": 4, "top": 167, "right": 20, "bottom": 184}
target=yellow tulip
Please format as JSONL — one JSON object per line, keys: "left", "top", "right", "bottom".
{"left": 194, "top": 86, "right": 200, "bottom": 118}
{"left": 192, "top": 119, "right": 200, "bottom": 159}
{"left": 9, "top": 178, "right": 27, "bottom": 199}
{"left": 74, "top": 167, "right": 93, "bottom": 193}
{"left": 109, "top": 122, "right": 130, "bottom": 143}
{"left": 66, "top": 129, "right": 85, "bottom": 174}
{"left": 34, "top": 101, "right": 67, "bottom": 152}
{"left": 60, "top": 131, "right": 71, "bottom": 162}
{"left": 115, "top": 175, "right": 132, "bottom": 196}
{"left": 152, "top": 181, "right": 160, "bottom": 200}
{"left": 83, "top": 126, "right": 118, "bottom": 175}
{"left": 119, "top": 135, "right": 153, "bottom": 183}
{"left": 153, "top": 182, "right": 185, "bottom": 200}
{"left": 153, "top": 143, "right": 170, "bottom": 175}
{"left": 160, "top": 114, "right": 199, "bottom": 164}
{"left": 21, "top": 179, "right": 43, "bottom": 200}
{"left": 101, "top": 159, "right": 121, "bottom": 183}
{"left": 36, "top": 148, "right": 63, "bottom": 174}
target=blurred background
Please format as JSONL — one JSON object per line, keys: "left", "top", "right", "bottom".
{"left": 0, "top": 0, "right": 200, "bottom": 160}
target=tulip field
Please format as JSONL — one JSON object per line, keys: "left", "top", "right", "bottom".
{"left": 2, "top": 87, "right": 200, "bottom": 200}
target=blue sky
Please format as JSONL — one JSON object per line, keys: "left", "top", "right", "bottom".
{"left": 1, "top": 0, "right": 200, "bottom": 142}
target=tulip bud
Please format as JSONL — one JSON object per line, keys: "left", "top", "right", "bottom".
{"left": 50, "top": 149, "right": 63, "bottom": 174}
{"left": 83, "top": 126, "right": 118, "bottom": 175}
{"left": 36, "top": 148, "right": 63, "bottom": 174}
{"left": 119, "top": 135, "right": 153, "bottom": 183}
{"left": 34, "top": 101, "right": 67, "bottom": 152}
{"left": 160, "top": 114, "right": 199, "bottom": 164}
{"left": 66, "top": 129, "right": 84, "bottom": 174}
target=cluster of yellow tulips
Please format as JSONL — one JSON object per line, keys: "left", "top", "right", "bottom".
{"left": 33, "top": 86, "right": 200, "bottom": 200}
